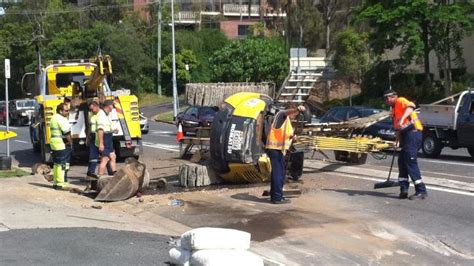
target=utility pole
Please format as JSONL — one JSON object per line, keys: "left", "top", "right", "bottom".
{"left": 4, "top": 59, "right": 11, "bottom": 157}
{"left": 157, "top": 0, "right": 162, "bottom": 96}
{"left": 171, "top": 0, "right": 179, "bottom": 117}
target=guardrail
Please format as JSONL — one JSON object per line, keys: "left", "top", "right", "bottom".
{"left": 174, "top": 6, "right": 286, "bottom": 23}
{"left": 223, "top": 4, "right": 260, "bottom": 16}
{"left": 174, "top": 11, "right": 200, "bottom": 23}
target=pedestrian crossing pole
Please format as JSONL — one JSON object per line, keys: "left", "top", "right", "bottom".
{"left": 4, "top": 59, "right": 10, "bottom": 157}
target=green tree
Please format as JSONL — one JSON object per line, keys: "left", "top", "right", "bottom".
{"left": 43, "top": 24, "right": 110, "bottom": 60}
{"left": 356, "top": 0, "right": 433, "bottom": 82}
{"left": 265, "top": 0, "right": 324, "bottom": 51}
{"left": 210, "top": 37, "right": 288, "bottom": 86}
{"left": 333, "top": 28, "right": 370, "bottom": 106}
{"left": 103, "top": 26, "right": 153, "bottom": 93}
{"left": 430, "top": 1, "right": 474, "bottom": 96}
{"left": 162, "top": 49, "right": 198, "bottom": 94}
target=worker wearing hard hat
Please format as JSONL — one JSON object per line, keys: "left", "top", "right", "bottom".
{"left": 96, "top": 100, "right": 117, "bottom": 177}
{"left": 265, "top": 104, "right": 305, "bottom": 204}
{"left": 49, "top": 103, "right": 72, "bottom": 190}
{"left": 384, "top": 89, "right": 427, "bottom": 200}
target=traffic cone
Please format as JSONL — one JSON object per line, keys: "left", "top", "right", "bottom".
{"left": 176, "top": 123, "right": 184, "bottom": 142}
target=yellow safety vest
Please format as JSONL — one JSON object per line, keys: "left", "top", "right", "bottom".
{"left": 265, "top": 114, "right": 294, "bottom": 152}
{"left": 95, "top": 109, "right": 112, "bottom": 146}
{"left": 89, "top": 112, "right": 98, "bottom": 133}
{"left": 50, "top": 113, "right": 70, "bottom": 151}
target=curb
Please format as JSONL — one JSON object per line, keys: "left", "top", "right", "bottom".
{"left": 153, "top": 119, "right": 176, "bottom": 125}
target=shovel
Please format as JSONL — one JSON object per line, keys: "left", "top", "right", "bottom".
{"left": 374, "top": 144, "right": 400, "bottom": 189}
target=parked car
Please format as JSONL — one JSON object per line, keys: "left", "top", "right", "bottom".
{"left": 319, "top": 106, "right": 395, "bottom": 164}
{"left": 0, "top": 106, "right": 6, "bottom": 125}
{"left": 176, "top": 106, "right": 219, "bottom": 136}
{"left": 139, "top": 113, "right": 149, "bottom": 134}
{"left": 9, "top": 99, "right": 36, "bottom": 126}
{"left": 319, "top": 106, "right": 396, "bottom": 141}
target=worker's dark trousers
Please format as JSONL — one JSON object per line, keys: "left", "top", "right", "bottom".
{"left": 398, "top": 129, "right": 427, "bottom": 193}
{"left": 87, "top": 133, "right": 99, "bottom": 175}
{"left": 87, "top": 133, "right": 113, "bottom": 176}
{"left": 266, "top": 149, "right": 286, "bottom": 202}
{"left": 64, "top": 146, "right": 71, "bottom": 182}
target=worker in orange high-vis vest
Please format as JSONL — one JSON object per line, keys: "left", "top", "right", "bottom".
{"left": 265, "top": 104, "right": 306, "bottom": 204}
{"left": 384, "top": 89, "right": 427, "bottom": 200}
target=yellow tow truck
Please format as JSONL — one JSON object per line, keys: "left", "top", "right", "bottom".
{"left": 25, "top": 55, "right": 142, "bottom": 163}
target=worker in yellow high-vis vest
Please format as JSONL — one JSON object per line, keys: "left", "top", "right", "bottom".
{"left": 49, "top": 103, "right": 72, "bottom": 190}
{"left": 265, "top": 104, "right": 305, "bottom": 204}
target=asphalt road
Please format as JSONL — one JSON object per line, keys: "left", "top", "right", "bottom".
{"left": 136, "top": 118, "right": 474, "bottom": 263}
{"left": 0, "top": 228, "right": 171, "bottom": 265}
{"left": 1, "top": 120, "right": 474, "bottom": 264}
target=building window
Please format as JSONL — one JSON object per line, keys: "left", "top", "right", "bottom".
{"left": 238, "top": 25, "right": 250, "bottom": 37}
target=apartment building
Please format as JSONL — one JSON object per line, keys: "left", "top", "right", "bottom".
{"left": 133, "top": 0, "right": 286, "bottom": 39}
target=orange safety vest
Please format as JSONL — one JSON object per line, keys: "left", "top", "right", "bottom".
{"left": 392, "top": 97, "right": 423, "bottom": 131}
{"left": 265, "top": 114, "right": 294, "bottom": 151}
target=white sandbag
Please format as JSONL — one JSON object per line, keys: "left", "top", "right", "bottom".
{"left": 190, "top": 249, "right": 264, "bottom": 266}
{"left": 180, "top": 227, "right": 251, "bottom": 251}
{"left": 168, "top": 247, "right": 191, "bottom": 266}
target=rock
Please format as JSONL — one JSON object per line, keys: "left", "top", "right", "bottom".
{"left": 178, "top": 163, "right": 222, "bottom": 188}
{"left": 32, "top": 163, "right": 51, "bottom": 175}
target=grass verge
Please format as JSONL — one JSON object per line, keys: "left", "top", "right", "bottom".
{"left": 153, "top": 111, "right": 175, "bottom": 123}
{"left": 0, "top": 167, "right": 30, "bottom": 178}
{"left": 137, "top": 93, "right": 174, "bottom": 107}
{"left": 137, "top": 93, "right": 185, "bottom": 107}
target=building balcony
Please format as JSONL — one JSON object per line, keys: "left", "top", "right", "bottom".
{"left": 222, "top": 4, "right": 286, "bottom": 17}
{"left": 174, "top": 5, "right": 286, "bottom": 24}
{"left": 174, "top": 11, "right": 200, "bottom": 24}
{"left": 223, "top": 4, "right": 260, "bottom": 16}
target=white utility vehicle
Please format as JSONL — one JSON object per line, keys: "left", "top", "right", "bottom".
{"left": 419, "top": 90, "right": 474, "bottom": 158}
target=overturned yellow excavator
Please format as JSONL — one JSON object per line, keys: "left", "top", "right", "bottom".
{"left": 210, "top": 92, "right": 394, "bottom": 183}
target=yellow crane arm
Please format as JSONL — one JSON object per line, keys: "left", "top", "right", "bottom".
{"left": 84, "top": 55, "right": 113, "bottom": 93}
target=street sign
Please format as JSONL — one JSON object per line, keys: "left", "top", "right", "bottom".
{"left": 4, "top": 59, "right": 10, "bottom": 79}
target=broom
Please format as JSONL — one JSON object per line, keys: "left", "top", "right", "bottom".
{"left": 374, "top": 143, "right": 400, "bottom": 189}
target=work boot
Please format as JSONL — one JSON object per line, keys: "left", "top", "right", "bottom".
{"left": 271, "top": 198, "right": 291, "bottom": 204}
{"left": 399, "top": 191, "right": 408, "bottom": 199}
{"left": 52, "top": 185, "right": 69, "bottom": 191}
{"left": 86, "top": 173, "right": 99, "bottom": 180}
{"left": 409, "top": 192, "right": 427, "bottom": 200}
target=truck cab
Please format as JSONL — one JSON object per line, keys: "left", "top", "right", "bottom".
{"left": 456, "top": 92, "right": 474, "bottom": 147}
{"left": 27, "top": 56, "right": 142, "bottom": 163}
{"left": 420, "top": 90, "right": 474, "bottom": 158}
